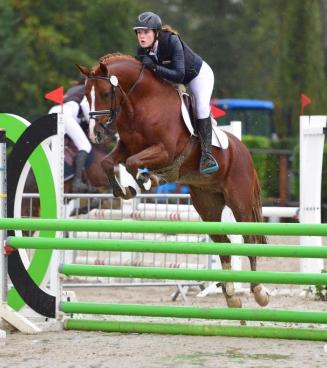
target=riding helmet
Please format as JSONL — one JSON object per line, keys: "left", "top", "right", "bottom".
{"left": 133, "top": 12, "right": 162, "bottom": 31}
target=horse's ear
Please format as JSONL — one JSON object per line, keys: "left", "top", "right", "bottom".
{"left": 99, "top": 62, "right": 108, "bottom": 76}
{"left": 75, "top": 64, "right": 91, "bottom": 77}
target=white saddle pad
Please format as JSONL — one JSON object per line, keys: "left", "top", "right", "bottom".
{"left": 180, "top": 94, "right": 229, "bottom": 149}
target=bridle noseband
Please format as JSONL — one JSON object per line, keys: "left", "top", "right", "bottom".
{"left": 87, "top": 65, "right": 145, "bottom": 131}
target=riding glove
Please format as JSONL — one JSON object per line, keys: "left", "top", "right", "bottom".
{"left": 141, "top": 55, "right": 157, "bottom": 71}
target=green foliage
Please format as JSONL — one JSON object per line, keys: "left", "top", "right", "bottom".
{"left": 273, "top": 0, "right": 327, "bottom": 136}
{"left": 1, "top": 0, "right": 327, "bottom": 138}
{"left": 242, "top": 135, "right": 271, "bottom": 198}
{"left": 266, "top": 138, "right": 296, "bottom": 200}
{"left": 0, "top": 0, "right": 141, "bottom": 120}
{"left": 314, "top": 269, "right": 327, "bottom": 301}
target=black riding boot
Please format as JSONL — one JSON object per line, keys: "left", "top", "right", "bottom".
{"left": 196, "top": 117, "right": 219, "bottom": 174}
{"left": 72, "top": 150, "right": 92, "bottom": 193}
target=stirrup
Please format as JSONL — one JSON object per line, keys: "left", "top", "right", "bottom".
{"left": 200, "top": 154, "right": 219, "bottom": 174}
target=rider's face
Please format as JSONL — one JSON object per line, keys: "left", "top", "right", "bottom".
{"left": 136, "top": 29, "right": 155, "bottom": 48}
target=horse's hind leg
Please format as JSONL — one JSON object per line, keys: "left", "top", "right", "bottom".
{"left": 243, "top": 235, "right": 269, "bottom": 306}
{"left": 189, "top": 187, "right": 242, "bottom": 308}
{"left": 226, "top": 182, "right": 269, "bottom": 307}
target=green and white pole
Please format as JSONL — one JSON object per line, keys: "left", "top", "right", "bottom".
{"left": 0, "top": 113, "right": 58, "bottom": 316}
{"left": 0, "top": 129, "right": 41, "bottom": 334}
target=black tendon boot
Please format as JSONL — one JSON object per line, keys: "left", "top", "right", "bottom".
{"left": 196, "top": 117, "right": 219, "bottom": 174}
{"left": 72, "top": 150, "right": 92, "bottom": 193}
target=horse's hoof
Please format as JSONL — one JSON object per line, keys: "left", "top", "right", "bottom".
{"left": 253, "top": 284, "right": 270, "bottom": 306}
{"left": 225, "top": 295, "right": 242, "bottom": 308}
{"left": 122, "top": 186, "right": 137, "bottom": 200}
{"left": 113, "top": 189, "right": 123, "bottom": 198}
{"left": 112, "top": 182, "right": 126, "bottom": 198}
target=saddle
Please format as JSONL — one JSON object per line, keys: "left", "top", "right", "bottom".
{"left": 175, "top": 85, "right": 229, "bottom": 149}
{"left": 176, "top": 84, "right": 197, "bottom": 129}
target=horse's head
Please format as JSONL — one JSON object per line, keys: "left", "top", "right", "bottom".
{"left": 77, "top": 54, "right": 145, "bottom": 144}
{"left": 76, "top": 62, "right": 120, "bottom": 143}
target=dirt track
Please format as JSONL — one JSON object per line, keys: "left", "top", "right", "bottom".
{"left": 1, "top": 235, "right": 327, "bottom": 367}
{"left": 1, "top": 285, "right": 327, "bottom": 368}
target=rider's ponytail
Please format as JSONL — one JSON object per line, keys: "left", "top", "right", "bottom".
{"left": 161, "top": 25, "right": 179, "bottom": 36}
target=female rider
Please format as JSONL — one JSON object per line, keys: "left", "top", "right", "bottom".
{"left": 133, "top": 11, "right": 218, "bottom": 174}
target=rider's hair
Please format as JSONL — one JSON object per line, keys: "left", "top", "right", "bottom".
{"left": 161, "top": 25, "right": 179, "bottom": 36}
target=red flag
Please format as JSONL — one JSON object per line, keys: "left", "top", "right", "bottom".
{"left": 300, "top": 94, "right": 311, "bottom": 114}
{"left": 45, "top": 86, "right": 64, "bottom": 105}
{"left": 211, "top": 104, "right": 226, "bottom": 119}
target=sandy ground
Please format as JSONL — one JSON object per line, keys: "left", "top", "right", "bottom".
{"left": 1, "top": 235, "right": 327, "bottom": 367}
{"left": 1, "top": 286, "right": 327, "bottom": 368}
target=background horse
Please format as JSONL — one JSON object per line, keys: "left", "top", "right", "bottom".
{"left": 77, "top": 53, "right": 269, "bottom": 309}
{"left": 22, "top": 138, "right": 110, "bottom": 217}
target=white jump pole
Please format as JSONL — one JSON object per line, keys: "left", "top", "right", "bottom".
{"left": 299, "top": 115, "right": 326, "bottom": 274}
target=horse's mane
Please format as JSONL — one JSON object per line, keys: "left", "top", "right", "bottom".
{"left": 97, "top": 52, "right": 173, "bottom": 91}
{"left": 98, "top": 53, "right": 138, "bottom": 66}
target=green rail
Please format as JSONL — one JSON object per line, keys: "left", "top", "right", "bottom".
{"left": 1, "top": 218, "right": 327, "bottom": 235}
{"left": 8, "top": 236, "right": 327, "bottom": 258}
{"left": 60, "top": 302, "right": 327, "bottom": 324}
{"left": 60, "top": 264, "right": 327, "bottom": 285}
{"left": 64, "top": 319, "right": 327, "bottom": 341}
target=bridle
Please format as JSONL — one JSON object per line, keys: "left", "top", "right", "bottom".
{"left": 88, "top": 65, "right": 145, "bottom": 131}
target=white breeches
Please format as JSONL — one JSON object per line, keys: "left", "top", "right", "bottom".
{"left": 188, "top": 60, "right": 214, "bottom": 119}
{"left": 49, "top": 101, "right": 92, "bottom": 153}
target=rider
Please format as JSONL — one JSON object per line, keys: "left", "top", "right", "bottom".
{"left": 48, "top": 77, "right": 94, "bottom": 192}
{"left": 133, "top": 11, "right": 219, "bottom": 174}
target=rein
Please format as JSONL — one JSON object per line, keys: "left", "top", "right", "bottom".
{"left": 88, "top": 65, "right": 145, "bottom": 130}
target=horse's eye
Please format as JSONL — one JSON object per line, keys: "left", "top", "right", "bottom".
{"left": 101, "top": 91, "right": 111, "bottom": 99}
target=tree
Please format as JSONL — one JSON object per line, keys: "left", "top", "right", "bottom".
{"left": 274, "top": 0, "right": 327, "bottom": 135}
{"left": 0, "top": 0, "right": 141, "bottom": 119}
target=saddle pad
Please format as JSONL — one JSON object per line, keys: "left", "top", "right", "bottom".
{"left": 180, "top": 94, "right": 229, "bottom": 149}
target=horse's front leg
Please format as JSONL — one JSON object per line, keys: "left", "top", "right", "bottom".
{"left": 125, "top": 143, "right": 169, "bottom": 191}
{"left": 101, "top": 142, "right": 136, "bottom": 200}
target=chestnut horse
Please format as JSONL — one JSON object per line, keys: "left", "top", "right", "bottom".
{"left": 77, "top": 53, "right": 269, "bottom": 309}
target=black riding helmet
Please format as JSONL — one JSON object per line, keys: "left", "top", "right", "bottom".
{"left": 133, "top": 12, "right": 162, "bottom": 31}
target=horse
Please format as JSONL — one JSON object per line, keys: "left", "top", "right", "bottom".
{"left": 62, "top": 137, "right": 110, "bottom": 193}
{"left": 22, "top": 138, "right": 110, "bottom": 217}
{"left": 77, "top": 53, "right": 269, "bottom": 309}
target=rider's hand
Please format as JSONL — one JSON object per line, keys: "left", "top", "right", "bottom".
{"left": 141, "top": 55, "right": 156, "bottom": 71}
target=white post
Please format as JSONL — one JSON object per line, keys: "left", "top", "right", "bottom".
{"left": 299, "top": 115, "right": 326, "bottom": 274}
{"left": 48, "top": 113, "right": 65, "bottom": 315}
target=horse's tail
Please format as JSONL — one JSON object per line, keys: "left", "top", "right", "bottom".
{"left": 252, "top": 170, "right": 267, "bottom": 245}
